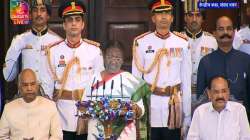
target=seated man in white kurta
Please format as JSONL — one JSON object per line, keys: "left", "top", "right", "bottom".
{"left": 187, "top": 75, "right": 250, "bottom": 140}
{"left": 84, "top": 41, "right": 150, "bottom": 140}
{"left": 0, "top": 69, "right": 62, "bottom": 140}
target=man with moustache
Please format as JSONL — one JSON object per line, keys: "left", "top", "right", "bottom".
{"left": 0, "top": 69, "right": 62, "bottom": 140}
{"left": 3, "top": 0, "right": 62, "bottom": 99}
{"left": 132, "top": 0, "right": 192, "bottom": 139}
{"left": 187, "top": 75, "right": 250, "bottom": 140}
{"left": 182, "top": 0, "right": 217, "bottom": 102}
{"left": 233, "top": 3, "right": 250, "bottom": 54}
{"left": 197, "top": 16, "right": 250, "bottom": 120}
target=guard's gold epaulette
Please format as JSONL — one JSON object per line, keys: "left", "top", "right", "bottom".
{"left": 47, "top": 40, "right": 64, "bottom": 49}
{"left": 20, "top": 29, "right": 31, "bottom": 35}
{"left": 134, "top": 31, "right": 152, "bottom": 41}
{"left": 12, "top": 30, "right": 29, "bottom": 40}
{"left": 204, "top": 31, "right": 214, "bottom": 37}
{"left": 12, "top": 34, "right": 20, "bottom": 40}
{"left": 173, "top": 31, "right": 188, "bottom": 41}
{"left": 83, "top": 38, "right": 100, "bottom": 47}
{"left": 48, "top": 29, "right": 63, "bottom": 39}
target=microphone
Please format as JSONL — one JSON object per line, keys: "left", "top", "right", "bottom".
{"left": 111, "top": 80, "right": 114, "bottom": 98}
{"left": 96, "top": 80, "right": 99, "bottom": 100}
{"left": 103, "top": 81, "right": 106, "bottom": 97}
{"left": 90, "top": 77, "right": 96, "bottom": 101}
{"left": 120, "top": 75, "right": 123, "bottom": 99}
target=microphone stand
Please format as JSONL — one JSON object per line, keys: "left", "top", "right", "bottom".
{"left": 111, "top": 80, "right": 114, "bottom": 98}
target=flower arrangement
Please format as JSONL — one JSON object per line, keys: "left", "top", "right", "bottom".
{"left": 76, "top": 96, "right": 134, "bottom": 122}
{"left": 76, "top": 96, "right": 135, "bottom": 139}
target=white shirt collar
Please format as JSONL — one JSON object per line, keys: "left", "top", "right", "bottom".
{"left": 20, "top": 96, "right": 40, "bottom": 108}
{"left": 208, "top": 101, "right": 232, "bottom": 113}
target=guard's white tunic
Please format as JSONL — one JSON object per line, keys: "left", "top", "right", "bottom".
{"left": 3, "top": 29, "right": 62, "bottom": 98}
{"left": 233, "top": 26, "right": 250, "bottom": 55}
{"left": 49, "top": 39, "right": 104, "bottom": 131}
{"left": 132, "top": 31, "right": 192, "bottom": 128}
{"left": 184, "top": 31, "right": 217, "bottom": 86}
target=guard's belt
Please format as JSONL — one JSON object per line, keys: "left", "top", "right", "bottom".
{"left": 148, "top": 83, "right": 181, "bottom": 96}
{"left": 53, "top": 89, "right": 84, "bottom": 101}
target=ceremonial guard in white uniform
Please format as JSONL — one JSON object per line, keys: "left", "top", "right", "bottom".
{"left": 3, "top": 0, "right": 62, "bottom": 98}
{"left": 183, "top": 0, "right": 217, "bottom": 101}
{"left": 233, "top": 4, "right": 250, "bottom": 54}
{"left": 132, "top": 0, "right": 192, "bottom": 139}
{"left": 47, "top": 1, "right": 104, "bottom": 139}
{"left": 233, "top": 25, "right": 250, "bottom": 54}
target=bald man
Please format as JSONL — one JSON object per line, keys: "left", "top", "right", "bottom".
{"left": 197, "top": 16, "right": 250, "bottom": 120}
{"left": 0, "top": 69, "right": 63, "bottom": 140}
